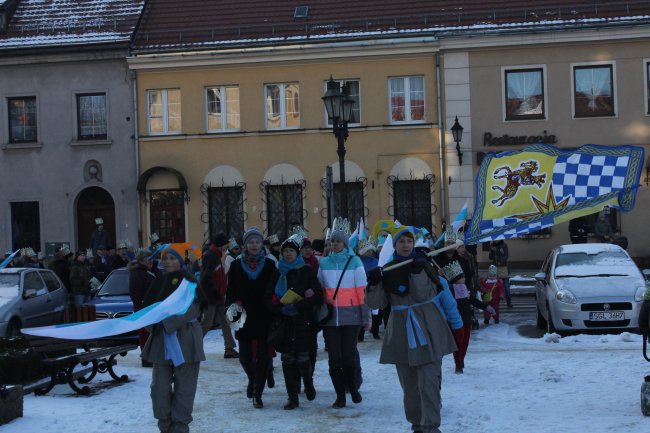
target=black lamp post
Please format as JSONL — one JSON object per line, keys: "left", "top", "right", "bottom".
{"left": 451, "top": 116, "right": 464, "bottom": 166}
{"left": 322, "top": 77, "right": 355, "bottom": 219}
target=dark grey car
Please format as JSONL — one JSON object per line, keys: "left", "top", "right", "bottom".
{"left": 0, "top": 268, "right": 68, "bottom": 337}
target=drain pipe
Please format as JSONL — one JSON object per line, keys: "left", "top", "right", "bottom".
{"left": 131, "top": 69, "right": 142, "bottom": 246}
{"left": 435, "top": 53, "right": 448, "bottom": 226}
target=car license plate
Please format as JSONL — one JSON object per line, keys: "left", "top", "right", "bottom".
{"left": 589, "top": 311, "right": 624, "bottom": 321}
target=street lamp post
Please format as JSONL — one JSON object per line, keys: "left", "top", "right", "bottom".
{"left": 322, "top": 77, "right": 355, "bottom": 219}
{"left": 451, "top": 116, "right": 464, "bottom": 166}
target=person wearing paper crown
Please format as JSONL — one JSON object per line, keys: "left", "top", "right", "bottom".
{"left": 226, "top": 226, "right": 277, "bottom": 409}
{"left": 264, "top": 234, "right": 323, "bottom": 410}
{"left": 479, "top": 265, "right": 505, "bottom": 325}
{"left": 141, "top": 243, "right": 208, "bottom": 433}
{"left": 365, "top": 225, "right": 461, "bottom": 433}
{"left": 316, "top": 217, "right": 370, "bottom": 409}
{"left": 358, "top": 236, "right": 381, "bottom": 340}
{"left": 89, "top": 217, "right": 112, "bottom": 255}
{"left": 440, "top": 259, "right": 488, "bottom": 374}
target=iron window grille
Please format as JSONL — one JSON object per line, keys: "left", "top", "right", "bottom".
{"left": 149, "top": 189, "right": 186, "bottom": 243}
{"left": 387, "top": 174, "right": 436, "bottom": 232}
{"left": 320, "top": 177, "right": 368, "bottom": 223}
{"left": 201, "top": 183, "right": 247, "bottom": 242}
{"left": 260, "top": 179, "right": 306, "bottom": 240}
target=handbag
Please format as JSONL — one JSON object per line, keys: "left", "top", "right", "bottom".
{"left": 267, "top": 317, "right": 287, "bottom": 346}
{"left": 317, "top": 256, "right": 353, "bottom": 326}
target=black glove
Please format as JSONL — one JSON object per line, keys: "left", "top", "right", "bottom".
{"left": 367, "top": 267, "right": 383, "bottom": 286}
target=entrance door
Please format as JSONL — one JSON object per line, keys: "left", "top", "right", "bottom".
{"left": 76, "top": 186, "right": 116, "bottom": 251}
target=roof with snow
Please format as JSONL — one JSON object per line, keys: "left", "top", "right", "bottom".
{"left": 131, "top": 0, "right": 650, "bottom": 53}
{"left": 0, "top": 0, "right": 145, "bottom": 51}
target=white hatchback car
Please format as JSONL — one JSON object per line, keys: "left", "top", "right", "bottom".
{"left": 535, "top": 243, "right": 646, "bottom": 334}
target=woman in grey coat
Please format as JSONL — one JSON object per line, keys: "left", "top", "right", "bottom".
{"left": 141, "top": 244, "right": 207, "bottom": 433}
{"left": 366, "top": 227, "right": 460, "bottom": 433}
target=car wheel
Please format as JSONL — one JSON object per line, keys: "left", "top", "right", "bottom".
{"left": 546, "top": 304, "right": 557, "bottom": 334}
{"left": 6, "top": 318, "right": 21, "bottom": 337}
{"left": 536, "top": 306, "right": 547, "bottom": 330}
{"left": 642, "top": 381, "right": 650, "bottom": 416}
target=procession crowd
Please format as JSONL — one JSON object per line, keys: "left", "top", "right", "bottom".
{"left": 3, "top": 218, "right": 514, "bottom": 433}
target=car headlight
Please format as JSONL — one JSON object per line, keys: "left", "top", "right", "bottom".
{"left": 555, "top": 289, "right": 577, "bottom": 304}
{"left": 635, "top": 286, "right": 649, "bottom": 302}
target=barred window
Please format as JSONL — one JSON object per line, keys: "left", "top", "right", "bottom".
{"left": 331, "top": 181, "right": 364, "bottom": 223}
{"left": 266, "top": 184, "right": 303, "bottom": 239}
{"left": 393, "top": 180, "right": 432, "bottom": 232}
{"left": 208, "top": 186, "right": 244, "bottom": 240}
{"left": 149, "top": 190, "right": 185, "bottom": 243}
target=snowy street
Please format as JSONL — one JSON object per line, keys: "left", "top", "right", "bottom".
{"left": 2, "top": 319, "right": 649, "bottom": 433}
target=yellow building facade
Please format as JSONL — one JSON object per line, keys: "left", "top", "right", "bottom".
{"left": 129, "top": 41, "right": 448, "bottom": 245}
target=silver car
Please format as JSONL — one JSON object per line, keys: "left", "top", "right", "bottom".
{"left": 0, "top": 268, "right": 68, "bottom": 337}
{"left": 535, "top": 243, "right": 646, "bottom": 334}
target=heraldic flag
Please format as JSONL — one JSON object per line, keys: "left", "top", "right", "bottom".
{"left": 465, "top": 143, "right": 644, "bottom": 245}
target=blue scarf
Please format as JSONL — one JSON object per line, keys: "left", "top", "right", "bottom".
{"left": 240, "top": 251, "right": 266, "bottom": 280}
{"left": 274, "top": 256, "right": 305, "bottom": 298}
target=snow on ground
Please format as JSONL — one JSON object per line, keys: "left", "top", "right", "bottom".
{"left": 2, "top": 324, "right": 650, "bottom": 433}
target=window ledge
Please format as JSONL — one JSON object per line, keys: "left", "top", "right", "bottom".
{"left": 70, "top": 139, "right": 112, "bottom": 147}
{"left": 2, "top": 142, "right": 43, "bottom": 150}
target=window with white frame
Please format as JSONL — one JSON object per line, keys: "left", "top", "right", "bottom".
{"left": 147, "top": 89, "right": 181, "bottom": 134}
{"left": 504, "top": 68, "right": 545, "bottom": 120}
{"left": 8, "top": 96, "right": 37, "bottom": 143}
{"left": 325, "top": 79, "right": 361, "bottom": 125}
{"left": 389, "top": 76, "right": 425, "bottom": 123}
{"left": 265, "top": 83, "right": 300, "bottom": 129}
{"left": 573, "top": 64, "right": 615, "bottom": 117}
{"left": 76, "top": 93, "right": 107, "bottom": 140}
{"left": 206, "top": 86, "right": 240, "bottom": 131}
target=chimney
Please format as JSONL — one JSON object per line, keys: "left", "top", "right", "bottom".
{"left": 0, "top": 0, "right": 21, "bottom": 32}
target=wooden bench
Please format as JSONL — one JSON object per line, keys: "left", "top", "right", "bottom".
{"left": 22, "top": 335, "right": 138, "bottom": 396}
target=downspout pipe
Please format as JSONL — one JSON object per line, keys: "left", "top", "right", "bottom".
{"left": 435, "top": 53, "right": 447, "bottom": 227}
{"left": 132, "top": 69, "right": 142, "bottom": 246}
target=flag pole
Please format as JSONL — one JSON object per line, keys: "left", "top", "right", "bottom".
{"left": 382, "top": 240, "right": 463, "bottom": 273}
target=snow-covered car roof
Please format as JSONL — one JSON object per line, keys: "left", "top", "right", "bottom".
{"left": 556, "top": 243, "right": 626, "bottom": 255}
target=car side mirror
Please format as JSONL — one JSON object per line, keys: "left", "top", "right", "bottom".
{"left": 23, "top": 288, "right": 37, "bottom": 299}
{"left": 534, "top": 272, "right": 546, "bottom": 282}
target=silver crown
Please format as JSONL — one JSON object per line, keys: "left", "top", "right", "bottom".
{"left": 228, "top": 237, "right": 239, "bottom": 250}
{"left": 442, "top": 260, "right": 464, "bottom": 282}
{"left": 358, "top": 236, "right": 378, "bottom": 253}
{"left": 267, "top": 234, "right": 280, "bottom": 244}
{"left": 21, "top": 247, "right": 36, "bottom": 257}
{"left": 444, "top": 225, "right": 458, "bottom": 244}
{"left": 95, "top": 217, "right": 104, "bottom": 225}
{"left": 287, "top": 226, "right": 308, "bottom": 246}
{"left": 331, "top": 217, "right": 351, "bottom": 236}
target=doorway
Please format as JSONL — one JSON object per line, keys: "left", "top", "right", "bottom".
{"left": 76, "top": 186, "right": 116, "bottom": 251}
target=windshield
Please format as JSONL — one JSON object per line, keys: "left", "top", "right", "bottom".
{"left": 554, "top": 250, "right": 641, "bottom": 278}
{"left": 97, "top": 270, "right": 130, "bottom": 296}
{"left": 0, "top": 274, "right": 21, "bottom": 298}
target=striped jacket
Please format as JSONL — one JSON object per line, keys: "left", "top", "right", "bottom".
{"left": 317, "top": 252, "right": 370, "bottom": 327}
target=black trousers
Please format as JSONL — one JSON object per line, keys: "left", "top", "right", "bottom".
{"left": 238, "top": 337, "right": 269, "bottom": 397}
{"left": 323, "top": 325, "right": 360, "bottom": 370}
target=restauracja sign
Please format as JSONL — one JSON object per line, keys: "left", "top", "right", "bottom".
{"left": 483, "top": 132, "right": 557, "bottom": 147}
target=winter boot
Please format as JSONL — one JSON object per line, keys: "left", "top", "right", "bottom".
{"left": 344, "top": 365, "right": 362, "bottom": 404}
{"left": 371, "top": 315, "right": 381, "bottom": 339}
{"left": 267, "top": 364, "right": 275, "bottom": 388}
{"left": 298, "top": 361, "right": 316, "bottom": 401}
{"left": 282, "top": 362, "right": 300, "bottom": 410}
{"left": 329, "top": 368, "right": 346, "bottom": 409}
{"left": 252, "top": 363, "right": 267, "bottom": 408}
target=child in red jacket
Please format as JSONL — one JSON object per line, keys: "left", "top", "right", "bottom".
{"left": 479, "top": 265, "right": 505, "bottom": 325}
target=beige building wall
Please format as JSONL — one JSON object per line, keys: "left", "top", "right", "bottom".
{"left": 132, "top": 52, "right": 444, "bottom": 243}
{"left": 464, "top": 38, "right": 650, "bottom": 265}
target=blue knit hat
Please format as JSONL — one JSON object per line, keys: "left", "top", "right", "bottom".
{"left": 243, "top": 226, "right": 264, "bottom": 245}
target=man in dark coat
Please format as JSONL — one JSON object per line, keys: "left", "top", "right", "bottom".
{"left": 129, "top": 248, "right": 156, "bottom": 357}
{"left": 89, "top": 218, "right": 112, "bottom": 255}
{"left": 200, "top": 233, "right": 238, "bottom": 358}
{"left": 48, "top": 246, "right": 73, "bottom": 290}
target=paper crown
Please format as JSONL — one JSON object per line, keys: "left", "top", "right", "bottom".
{"left": 324, "top": 228, "right": 331, "bottom": 241}
{"left": 442, "top": 260, "right": 464, "bottom": 283}
{"left": 117, "top": 240, "right": 129, "bottom": 249}
{"left": 331, "top": 217, "right": 351, "bottom": 236}
{"left": 286, "top": 226, "right": 308, "bottom": 247}
{"left": 267, "top": 234, "right": 280, "bottom": 245}
{"left": 59, "top": 244, "right": 71, "bottom": 256}
{"left": 86, "top": 248, "right": 94, "bottom": 258}
{"left": 95, "top": 218, "right": 104, "bottom": 225}
{"left": 358, "top": 236, "right": 378, "bottom": 254}
{"left": 444, "top": 225, "right": 458, "bottom": 244}
{"left": 228, "top": 237, "right": 239, "bottom": 250}
{"left": 149, "top": 233, "right": 161, "bottom": 244}
{"left": 20, "top": 247, "right": 36, "bottom": 257}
